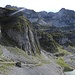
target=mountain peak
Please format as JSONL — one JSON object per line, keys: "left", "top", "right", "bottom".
{"left": 60, "top": 8, "right": 66, "bottom": 12}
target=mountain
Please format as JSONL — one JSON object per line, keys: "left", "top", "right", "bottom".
{"left": 0, "top": 5, "right": 75, "bottom": 75}
{"left": 4, "top": 5, "right": 75, "bottom": 55}
{"left": 5, "top": 5, "right": 75, "bottom": 28}
{"left": 0, "top": 7, "right": 66, "bottom": 75}
{"left": 26, "top": 8, "right": 75, "bottom": 27}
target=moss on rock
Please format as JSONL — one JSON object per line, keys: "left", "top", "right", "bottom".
{"left": 0, "top": 8, "right": 40, "bottom": 55}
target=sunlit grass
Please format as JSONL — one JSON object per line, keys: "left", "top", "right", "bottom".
{"left": 56, "top": 57, "right": 73, "bottom": 72}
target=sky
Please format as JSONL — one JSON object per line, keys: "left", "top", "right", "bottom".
{"left": 0, "top": 0, "right": 75, "bottom": 12}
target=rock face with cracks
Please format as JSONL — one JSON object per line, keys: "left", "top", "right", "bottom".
{"left": 0, "top": 7, "right": 40, "bottom": 55}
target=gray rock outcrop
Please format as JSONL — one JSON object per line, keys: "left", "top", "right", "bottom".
{"left": 0, "top": 7, "right": 40, "bottom": 55}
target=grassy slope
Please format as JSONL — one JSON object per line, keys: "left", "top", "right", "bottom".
{"left": 0, "top": 38, "right": 51, "bottom": 75}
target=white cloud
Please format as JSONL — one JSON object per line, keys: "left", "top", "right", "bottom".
{"left": 0, "top": 0, "right": 75, "bottom": 12}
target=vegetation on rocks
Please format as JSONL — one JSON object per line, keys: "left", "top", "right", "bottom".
{"left": 37, "top": 31, "right": 58, "bottom": 53}
{"left": 56, "top": 57, "right": 73, "bottom": 72}
{"left": 0, "top": 8, "right": 40, "bottom": 55}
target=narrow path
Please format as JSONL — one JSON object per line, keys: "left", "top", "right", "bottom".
{"left": 0, "top": 61, "right": 42, "bottom": 67}
{"left": 0, "top": 62, "right": 16, "bottom": 64}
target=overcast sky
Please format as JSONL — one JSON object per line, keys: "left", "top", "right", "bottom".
{"left": 0, "top": 0, "right": 75, "bottom": 12}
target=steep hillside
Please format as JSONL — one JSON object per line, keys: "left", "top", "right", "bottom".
{"left": 0, "top": 7, "right": 41, "bottom": 55}
{"left": 0, "top": 7, "right": 67, "bottom": 75}
{"left": 5, "top": 5, "right": 75, "bottom": 54}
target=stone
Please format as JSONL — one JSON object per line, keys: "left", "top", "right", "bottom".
{"left": 0, "top": 8, "right": 40, "bottom": 55}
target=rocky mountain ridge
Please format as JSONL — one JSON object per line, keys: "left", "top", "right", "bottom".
{"left": 5, "top": 5, "right": 75, "bottom": 27}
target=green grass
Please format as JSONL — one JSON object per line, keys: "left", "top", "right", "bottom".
{"left": 53, "top": 46, "right": 71, "bottom": 58}
{"left": 5, "top": 43, "right": 50, "bottom": 64}
{"left": 6, "top": 46, "right": 49, "bottom": 65}
{"left": 54, "top": 46, "right": 71, "bottom": 55}
{"left": 56, "top": 57, "right": 73, "bottom": 72}
{"left": 56, "top": 57, "right": 68, "bottom": 67}
{"left": 6, "top": 46, "right": 30, "bottom": 59}
{"left": 31, "top": 53, "right": 50, "bottom": 65}
{"left": 0, "top": 49, "right": 3, "bottom": 56}
{"left": 0, "top": 45, "right": 3, "bottom": 56}
{"left": 0, "top": 63, "right": 14, "bottom": 75}
{"left": 58, "top": 46, "right": 70, "bottom": 54}
{"left": 36, "top": 46, "right": 41, "bottom": 55}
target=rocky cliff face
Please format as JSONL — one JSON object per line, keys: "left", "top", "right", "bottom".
{"left": 0, "top": 7, "right": 40, "bottom": 55}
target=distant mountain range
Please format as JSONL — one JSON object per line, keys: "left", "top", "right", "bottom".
{"left": 6, "top": 5, "right": 75, "bottom": 27}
